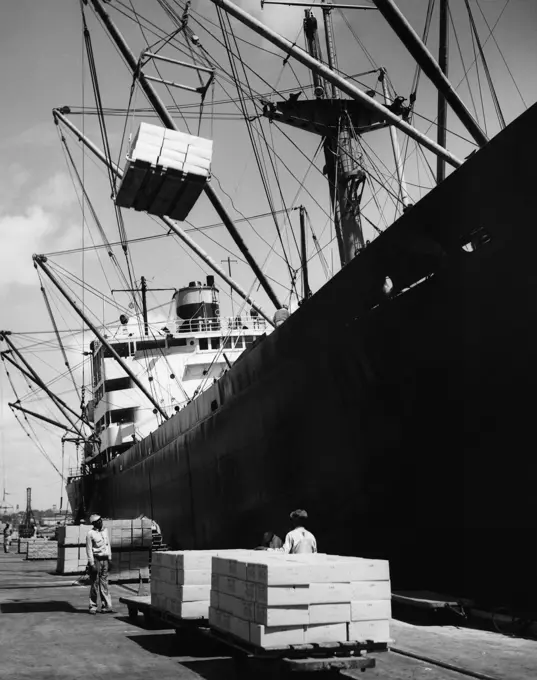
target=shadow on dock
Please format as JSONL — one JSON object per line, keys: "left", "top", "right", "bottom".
{"left": 1, "top": 600, "right": 81, "bottom": 614}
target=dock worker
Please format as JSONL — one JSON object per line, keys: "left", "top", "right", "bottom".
{"left": 256, "top": 531, "right": 283, "bottom": 550}
{"left": 272, "top": 509, "right": 317, "bottom": 554}
{"left": 86, "top": 514, "right": 113, "bottom": 615}
{"left": 3, "top": 523, "right": 13, "bottom": 553}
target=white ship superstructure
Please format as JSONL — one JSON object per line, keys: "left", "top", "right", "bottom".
{"left": 88, "top": 277, "right": 268, "bottom": 465}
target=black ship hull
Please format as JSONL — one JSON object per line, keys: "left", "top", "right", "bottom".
{"left": 68, "top": 103, "right": 537, "bottom": 611}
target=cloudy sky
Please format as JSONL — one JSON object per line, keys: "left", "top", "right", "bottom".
{"left": 1, "top": 0, "right": 535, "bottom": 511}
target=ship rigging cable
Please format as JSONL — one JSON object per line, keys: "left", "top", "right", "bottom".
{"left": 44, "top": 263, "right": 174, "bottom": 415}
{"left": 464, "top": 0, "right": 506, "bottom": 130}
{"left": 97, "top": 0, "right": 424, "bottom": 251}
{"left": 38, "top": 274, "right": 82, "bottom": 404}
{"left": 82, "top": 1, "right": 151, "bottom": 363}
{"left": 217, "top": 6, "right": 299, "bottom": 293}
{"left": 1, "top": 359, "right": 64, "bottom": 478}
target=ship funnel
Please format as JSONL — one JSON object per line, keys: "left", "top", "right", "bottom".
{"left": 175, "top": 280, "right": 220, "bottom": 321}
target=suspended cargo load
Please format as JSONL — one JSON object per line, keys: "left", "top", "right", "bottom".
{"left": 115, "top": 122, "right": 213, "bottom": 221}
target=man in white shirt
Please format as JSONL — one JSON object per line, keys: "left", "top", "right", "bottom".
{"left": 86, "top": 514, "right": 113, "bottom": 615}
{"left": 3, "top": 523, "right": 13, "bottom": 553}
{"left": 277, "top": 509, "right": 317, "bottom": 554}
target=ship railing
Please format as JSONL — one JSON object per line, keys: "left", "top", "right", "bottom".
{"left": 177, "top": 315, "right": 267, "bottom": 334}
{"left": 67, "top": 467, "right": 85, "bottom": 480}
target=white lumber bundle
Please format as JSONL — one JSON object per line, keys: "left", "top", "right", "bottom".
{"left": 149, "top": 550, "right": 256, "bottom": 619}
{"left": 55, "top": 519, "right": 152, "bottom": 575}
{"left": 109, "top": 549, "right": 151, "bottom": 582}
{"left": 116, "top": 122, "right": 214, "bottom": 220}
{"left": 208, "top": 552, "right": 391, "bottom": 649}
{"left": 27, "top": 540, "right": 58, "bottom": 560}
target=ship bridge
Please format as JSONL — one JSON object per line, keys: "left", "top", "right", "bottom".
{"left": 86, "top": 278, "right": 267, "bottom": 468}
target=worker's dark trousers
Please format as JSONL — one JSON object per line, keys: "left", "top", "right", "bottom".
{"left": 3, "top": 538, "right": 11, "bottom": 553}
{"left": 89, "top": 558, "right": 112, "bottom": 612}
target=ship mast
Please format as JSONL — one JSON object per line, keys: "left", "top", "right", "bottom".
{"left": 267, "top": 1, "right": 376, "bottom": 268}
{"left": 437, "top": 0, "right": 449, "bottom": 183}
{"left": 320, "top": 1, "right": 367, "bottom": 265}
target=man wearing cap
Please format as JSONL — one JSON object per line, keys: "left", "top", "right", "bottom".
{"left": 3, "top": 523, "right": 13, "bottom": 553}
{"left": 275, "top": 509, "right": 317, "bottom": 554}
{"left": 86, "top": 514, "right": 113, "bottom": 615}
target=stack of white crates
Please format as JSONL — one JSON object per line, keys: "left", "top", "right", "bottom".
{"left": 108, "top": 518, "right": 152, "bottom": 582}
{"left": 208, "top": 553, "right": 391, "bottom": 649}
{"left": 26, "top": 540, "right": 59, "bottom": 560}
{"left": 151, "top": 550, "right": 259, "bottom": 619}
{"left": 56, "top": 519, "right": 152, "bottom": 577}
{"left": 56, "top": 524, "right": 92, "bottom": 574}
{"left": 115, "top": 122, "right": 213, "bottom": 221}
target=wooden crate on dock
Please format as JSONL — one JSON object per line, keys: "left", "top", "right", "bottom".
{"left": 56, "top": 519, "right": 152, "bottom": 575}
{"left": 26, "top": 540, "right": 58, "bottom": 560}
{"left": 109, "top": 549, "right": 150, "bottom": 583}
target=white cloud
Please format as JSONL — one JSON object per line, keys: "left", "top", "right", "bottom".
{"left": 32, "top": 172, "right": 77, "bottom": 211}
{"left": 0, "top": 121, "right": 59, "bottom": 151}
{"left": 0, "top": 171, "right": 79, "bottom": 289}
{"left": 0, "top": 206, "right": 55, "bottom": 287}
{"left": 7, "top": 163, "right": 30, "bottom": 191}
{"left": 237, "top": 0, "right": 305, "bottom": 46}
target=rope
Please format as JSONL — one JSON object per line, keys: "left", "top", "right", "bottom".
{"left": 475, "top": 0, "right": 526, "bottom": 109}
{"left": 38, "top": 273, "right": 82, "bottom": 404}
{"left": 464, "top": 0, "right": 506, "bottom": 129}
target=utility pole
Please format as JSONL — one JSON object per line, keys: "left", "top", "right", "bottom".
{"left": 221, "top": 258, "right": 237, "bottom": 319}
{"left": 437, "top": 0, "right": 449, "bottom": 183}
{"left": 112, "top": 276, "right": 176, "bottom": 336}
{"left": 299, "top": 207, "right": 311, "bottom": 301}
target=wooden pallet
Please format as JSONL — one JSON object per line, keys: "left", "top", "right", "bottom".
{"left": 203, "top": 628, "right": 379, "bottom": 675}
{"left": 119, "top": 596, "right": 380, "bottom": 674}
{"left": 118, "top": 595, "right": 207, "bottom": 630}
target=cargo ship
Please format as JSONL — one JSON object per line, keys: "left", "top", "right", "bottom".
{"left": 3, "top": 0, "right": 536, "bottom": 614}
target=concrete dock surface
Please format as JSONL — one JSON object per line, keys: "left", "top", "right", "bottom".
{"left": 1, "top": 552, "right": 536, "bottom": 680}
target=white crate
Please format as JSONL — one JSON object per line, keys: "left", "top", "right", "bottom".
{"left": 305, "top": 623, "right": 347, "bottom": 644}
{"left": 350, "top": 581, "right": 391, "bottom": 601}
{"left": 210, "top": 590, "right": 220, "bottom": 609}
{"left": 255, "top": 584, "right": 310, "bottom": 606}
{"left": 254, "top": 562, "right": 311, "bottom": 586}
{"left": 151, "top": 565, "right": 176, "bottom": 584}
{"left": 309, "top": 603, "right": 351, "bottom": 624}
{"left": 254, "top": 603, "right": 309, "bottom": 627}
{"left": 229, "top": 614, "right": 250, "bottom": 642}
{"left": 347, "top": 619, "right": 390, "bottom": 643}
{"left": 177, "top": 569, "right": 211, "bottom": 585}
{"left": 209, "top": 606, "right": 231, "bottom": 632}
{"left": 350, "top": 600, "right": 391, "bottom": 621}
{"left": 177, "top": 585, "right": 211, "bottom": 602}
{"left": 326, "top": 557, "right": 390, "bottom": 582}
{"left": 308, "top": 583, "right": 351, "bottom": 604}
{"left": 168, "top": 599, "right": 209, "bottom": 619}
{"left": 249, "top": 622, "right": 305, "bottom": 648}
